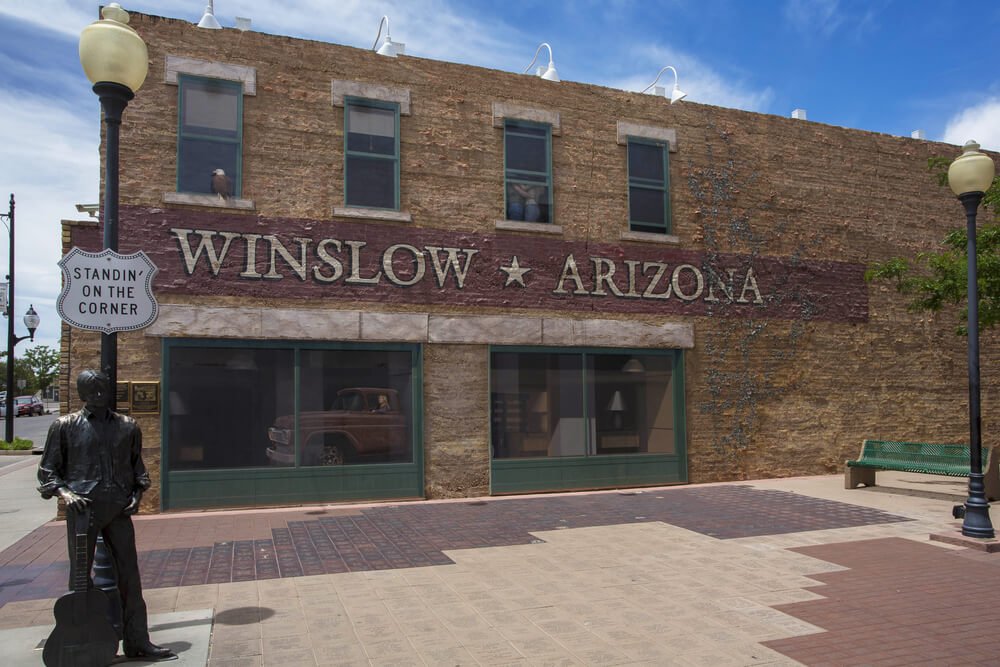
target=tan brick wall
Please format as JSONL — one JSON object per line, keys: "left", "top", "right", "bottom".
{"left": 63, "top": 12, "right": 999, "bottom": 507}
{"left": 423, "top": 344, "right": 490, "bottom": 498}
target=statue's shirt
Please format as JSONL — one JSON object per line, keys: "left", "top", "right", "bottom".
{"left": 37, "top": 407, "right": 151, "bottom": 502}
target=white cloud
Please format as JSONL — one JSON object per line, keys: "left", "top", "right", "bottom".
{"left": 784, "top": 0, "right": 844, "bottom": 37}
{"left": 782, "top": 0, "right": 879, "bottom": 41}
{"left": 10, "top": 0, "right": 526, "bottom": 72}
{"left": 605, "top": 47, "right": 774, "bottom": 113}
{"left": 942, "top": 98, "right": 1000, "bottom": 152}
{"left": 0, "top": 91, "right": 100, "bottom": 353}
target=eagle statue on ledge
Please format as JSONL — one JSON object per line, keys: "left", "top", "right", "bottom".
{"left": 211, "top": 168, "right": 231, "bottom": 201}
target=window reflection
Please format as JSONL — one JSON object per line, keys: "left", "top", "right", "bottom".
{"left": 590, "top": 354, "right": 675, "bottom": 455}
{"left": 291, "top": 349, "right": 413, "bottom": 466}
{"left": 168, "top": 347, "right": 293, "bottom": 470}
{"left": 490, "top": 351, "right": 676, "bottom": 459}
{"left": 177, "top": 75, "right": 242, "bottom": 197}
{"left": 166, "top": 345, "right": 415, "bottom": 471}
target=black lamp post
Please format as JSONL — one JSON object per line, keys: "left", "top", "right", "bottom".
{"left": 948, "top": 140, "right": 996, "bottom": 539}
{"left": 78, "top": 3, "right": 149, "bottom": 634}
{"left": 79, "top": 2, "right": 148, "bottom": 409}
{"left": 1, "top": 195, "right": 41, "bottom": 443}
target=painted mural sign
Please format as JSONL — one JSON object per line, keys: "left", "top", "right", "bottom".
{"left": 94, "top": 208, "right": 868, "bottom": 323}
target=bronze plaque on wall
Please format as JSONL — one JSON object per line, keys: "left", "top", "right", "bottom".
{"left": 116, "top": 381, "right": 130, "bottom": 414}
{"left": 130, "top": 382, "right": 160, "bottom": 414}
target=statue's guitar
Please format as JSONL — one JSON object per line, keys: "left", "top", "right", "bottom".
{"left": 43, "top": 506, "right": 119, "bottom": 667}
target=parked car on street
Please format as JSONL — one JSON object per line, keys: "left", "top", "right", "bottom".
{"left": 0, "top": 395, "right": 44, "bottom": 417}
{"left": 266, "top": 388, "right": 407, "bottom": 466}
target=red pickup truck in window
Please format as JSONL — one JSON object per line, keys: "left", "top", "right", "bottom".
{"left": 266, "top": 388, "right": 407, "bottom": 466}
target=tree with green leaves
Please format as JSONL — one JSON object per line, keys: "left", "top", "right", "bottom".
{"left": 21, "top": 345, "right": 59, "bottom": 395}
{"left": 0, "top": 356, "right": 38, "bottom": 395}
{"left": 865, "top": 156, "right": 1000, "bottom": 334}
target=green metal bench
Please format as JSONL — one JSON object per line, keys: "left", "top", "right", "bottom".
{"left": 845, "top": 439, "right": 999, "bottom": 501}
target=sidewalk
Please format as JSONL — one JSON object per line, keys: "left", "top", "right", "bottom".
{"left": 0, "top": 467, "right": 996, "bottom": 666}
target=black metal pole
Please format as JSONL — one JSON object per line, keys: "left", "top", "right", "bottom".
{"left": 92, "top": 80, "right": 134, "bottom": 632}
{"left": 959, "top": 191, "right": 995, "bottom": 539}
{"left": 4, "top": 194, "right": 14, "bottom": 443}
{"left": 95, "top": 81, "right": 133, "bottom": 411}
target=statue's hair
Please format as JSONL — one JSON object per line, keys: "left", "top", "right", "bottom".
{"left": 77, "top": 369, "right": 109, "bottom": 396}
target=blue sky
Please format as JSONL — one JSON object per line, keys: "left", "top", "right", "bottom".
{"left": 0, "top": 0, "right": 998, "bottom": 353}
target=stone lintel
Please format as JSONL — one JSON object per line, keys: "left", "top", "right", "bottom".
{"left": 492, "top": 102, "right": 561, "bottom": 134}
{"left": 361, "top": 312, "right": 429, "bottom": 342}
{"left": 616, "top": 121, "right": 678, "bottom": 151}
{"left": 147, "top": 306, "right": 693, "bottom": 349}
{"left": 260, "top": 309, "right": 361, "bottom": 340}
{"left": 428, "top": 315, "right": 543, "bottom": 345}
{"left": 165, "top": 55, "right": 257, "bottom": 95}
{"left": 331, "top": 80, "right": 411, "bottom": 115}
{"left": 145, "top": 305, "right": 262, "bottom": 338}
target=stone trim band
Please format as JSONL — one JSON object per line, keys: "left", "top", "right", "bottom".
{"left": 146, "top": 304, "right": 695, "bottom": 349}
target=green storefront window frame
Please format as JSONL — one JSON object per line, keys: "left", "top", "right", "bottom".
{"left": 488, "top": 346, "right": 687, "bottom": 494}
{"left": 160, "top": 338, "right": 423, "bottom": 510}
{"left": 175, "top": 74, "right": 244, "bottom": 197}
{"left": 343, "top": 96, "right": 401, "bottom": 211}
{"left": 503, "top": 119, "right": 554, "bottom": 222}
{"left": 626, "top": 136, "right": 671, "bottom": 234}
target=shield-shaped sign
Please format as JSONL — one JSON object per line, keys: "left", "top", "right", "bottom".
{"left": 57, "top": 247, "right": 159, "bottom": 334}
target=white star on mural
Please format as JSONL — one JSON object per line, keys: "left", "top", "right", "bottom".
{"left": 499, "top": 256, "right": 531, "bottom": 287}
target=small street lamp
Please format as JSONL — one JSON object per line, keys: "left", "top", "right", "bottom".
{"left": 79, "top": 2, "right": 148, "bottom": 409}
{"left": 1, "top": 193, "right": 41, "bottom": 443}
{"left": 948, "top": 140, "right": 996, "bottom": 539}
{"left": 4, "top": 305, "right": 40, "bottom": 443}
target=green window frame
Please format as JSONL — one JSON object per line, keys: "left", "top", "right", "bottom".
{"left": 176, "top": 74, "right": 243, "bottom": 197}
{"left": 344, "top": 97, "right": 400, "bottom": 210}
{"left": 161, "top": 338, "right": 424, "bottom": 510}
{"left": 504, "top": 119, "right": 553, "bottom": 223}
{"left": 627, "top": 137, "right": 671, "bottom": 234}
{"left": 489, "top": 347, "right": 685, "bottom": 458}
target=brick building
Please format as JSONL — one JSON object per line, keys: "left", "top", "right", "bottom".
{"left": 62, "top": 10, "right": 998, "bottom": 511}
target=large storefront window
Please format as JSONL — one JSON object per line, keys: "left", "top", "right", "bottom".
{"left": 292, "top": 349, "right": 414, "bottom": 466}
{"left": 491, "top": 350, "right": 677, "bottom": 459}
{"left": 168, "top": 347, "right": 293, "bottom": 470}
{"left": 166, "top": 343, "right": 415, "bottom": 471}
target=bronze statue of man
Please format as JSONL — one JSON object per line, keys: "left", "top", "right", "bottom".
{"left": 37, "top": 370, "right": 175, "bottom": 661}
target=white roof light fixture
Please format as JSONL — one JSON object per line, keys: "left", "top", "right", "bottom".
{"left": 523, "top": 42, "right": 559, "bottom": 82}
{"left": 372, "top": 15, "right": 404, "bottom": 57}
{"left": 197, "top": 0, "right": 222, "bottom": 29}
{"left": 641, "top": 65, "right": 686, "bottom": 103}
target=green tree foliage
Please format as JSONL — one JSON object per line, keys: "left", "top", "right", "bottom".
{"left": 0, "top": 356, "right": 38, "bottom": 395}
{"left": 21, "top": 345, "right": 59, "bottom": 394}
{"left": 866, "top": 156, "right": 1000, "bottom": 335}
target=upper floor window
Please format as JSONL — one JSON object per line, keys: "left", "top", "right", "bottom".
{"left": 627, "top": 137, "right": 670, "bottom": 234}
{"left": 345, "top": 98, "right": 400, "bottom": 210}
{"left": 177, "top": 74, "right": 243, "bottom": 198}
{"left": 504, "top": 120, "right": 552, "bottom": 224}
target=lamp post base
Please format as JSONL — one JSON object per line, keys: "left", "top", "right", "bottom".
{"left": 961, "top": 473, "right": 995, "bottom": 539}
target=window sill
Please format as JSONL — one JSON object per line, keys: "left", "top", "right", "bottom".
{"left": 620, "top": 230, "right": 680, "bottom": 245}
{"left": 495, "top": 220, "right": 563, "bottom": 235}
{"left": 333, "top": 207, "right": 413, "bottom": 223}
{"left": 162, "top": 192, "right": 255, "bottom": 210}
